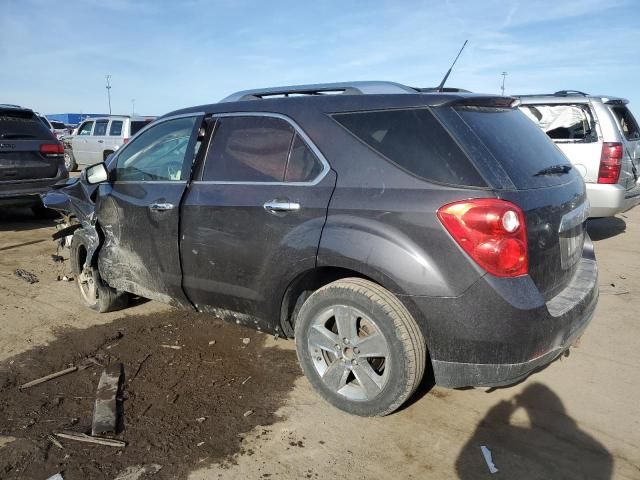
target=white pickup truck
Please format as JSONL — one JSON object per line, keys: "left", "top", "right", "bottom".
{"left": 65, "top": 115, "right": 154, "bottom": 171}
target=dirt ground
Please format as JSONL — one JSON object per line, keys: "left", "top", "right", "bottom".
{"left": 1, "top": 206, "right": 639, "bottom": 479}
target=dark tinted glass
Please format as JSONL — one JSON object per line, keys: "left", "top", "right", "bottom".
{"left": 131, "top": 120, "right": 150, "bottom": 136}
{"left": 50, "top": 121, "right": 66, "bottom": 129}
{"left": 0, "top": 110, "right": 53, "bottom": 139}
{"left": 333, "top": 108, "right": 485, "bottom": 186}
{"left": 93, "top": 120, "right": 108, "bottom": 136}
{"left": 109, "top": 120, "right": 123, "bottom": 136}
{"left": 285, "top": 134, "right": 324, "bottom": 182}
{"left": 611, "top": 106, "right": 640, "bottom": 140}
{"left": 457, "top": 107, "right": 574, "bottom": 189}
{"left": 203, "top": 116, "right": 294, "bottom": 182}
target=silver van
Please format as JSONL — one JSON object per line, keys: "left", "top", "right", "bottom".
{"left": 518, "top": 91, "right": 640, "bottom": 217}
{"left": 65, "top": 115, "right": 154, "bottom": 170}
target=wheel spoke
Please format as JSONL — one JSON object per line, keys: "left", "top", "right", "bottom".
{"left": 334, "top": 306, "right": 358, "bottom": 341}
{"left": 322, "top": 360, "right": 350, "bottom": 392}
{"left": 352, "top": 361, "right": 383, "bottom": 399}
{"left": 354, "top": 332, "right": 389, "bottom": 358}
{"left": 309, "top": 325, "right": 339, "bottom": 352}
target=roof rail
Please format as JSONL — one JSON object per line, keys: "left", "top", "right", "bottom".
{"left": 219, "top": 81, "right": 417, "bottom": 103}
{"left": 554, "top": 90, "right": 588, "bottom": 97}
{"left": 417, "top": 87, "right": 471, "bottom": 93}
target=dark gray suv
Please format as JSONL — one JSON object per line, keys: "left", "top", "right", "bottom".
{"left": 1, "top": 104, "right": 68, "bottom": 215}
{"left": 45, "top": 82, "right": 598, "bottom": 416}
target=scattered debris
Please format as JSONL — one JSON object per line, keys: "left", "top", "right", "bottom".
{"left": 19, "top": 366, "right": 78, "bottom": 390}
{"left": 61, "top": 275, "right": 73, "bottom": 282}
{"left": 197, "top": 441, "right": 205, "bottom": 447}
{"left": 243, "top": 410, "right": 254, "bottom": 417}
{"left": 242, "top": 338, "right": 251, "bottom": 345}
{"left": 160, "top": 345, "right": 182, "bottom": 350}
{"left": 480, "top": 445, "right": 498, "bottom": 474}
{"left": 241, "top": 376, "right": 252, "bottom": 385}
{"left": 113, "top": 464, "right": 162, "bottom": 480}
{"left": 47, "top": 434, "right": 64, "bottom": 449}
{"left": 208, "top": 340, "right": 216, "bottom": 345}
{"left": 51, "top": 254, "right": 65, "bottom": 263}
{"left": 92, "top": 364, "right": 123, "bottom": 436}
{"left": 46, "top": 473, "right": 64, "bottom": 480}
{"left": 131, "top": 353, "right": 152, "bottom": 380}
{"left": 196, "top": 417, "right": 206, "bottom": 423}
{"left": 14, "top": 268, "right": 39, "bottom": 284}
{"left": 55, "top": 431, "right": 126, "bottom": 448}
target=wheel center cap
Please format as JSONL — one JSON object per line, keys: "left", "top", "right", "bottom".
{"left": 343, "top": 346, "right": 355, "bottom": 360}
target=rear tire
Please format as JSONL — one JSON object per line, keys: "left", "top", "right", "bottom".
{"left": 295, "top": 278, "right": 426, "bottom": 416}
{"left": 64, "top": 149, "right": 77, "bottom": 171}
{"left": 70, "top": 230, "right": 128, "bottom": 313}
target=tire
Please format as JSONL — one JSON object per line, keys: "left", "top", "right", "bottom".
{"left": 70, "top": 230, "right": 128, "bottom": 313}
{"left": 295, "top": 278, "right": 426, "bottom": 416}
{"left": 31, "top": 202, "right": 60, "bottom": 219}
{"left": 64, "top": 149, "right": 77, "bottom": 171}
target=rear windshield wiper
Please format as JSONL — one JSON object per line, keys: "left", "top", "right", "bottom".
{"left": 0, "top": 133, "right": 37, "bottom": 139}
{"left": 534, "top": 164, "right": 572, "bottom": 176}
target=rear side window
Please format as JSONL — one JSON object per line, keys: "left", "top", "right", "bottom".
{"left": 519, "top": 104, "right": 596, "bottom": 142}
{"left": 285, "top": 134, "right": 324, "bottom": 182}
{"left": 203, "top": 116, "right": 294, "bottom": 182}
{"left": 610, "top": 106, "right": 640, "bottom": 141}
{"left": 93, "top": 120, "right": 108, "bottom": 136}
{"left": 131, "top": 120, "right": 151, "bottom": 136}
{"left": 0, "top": 110, "right": 54, "bottom": 139}
{"left": 109, "top": 120, "right": 123, "bottom": 136}
{"left": 332, "top": 108, "right": 485, "bottom": 187}
{"left": 457, "top": 107, "right": 574, "bottom": 189}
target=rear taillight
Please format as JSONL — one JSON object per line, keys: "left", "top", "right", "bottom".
{"left": 598, "top": 142, "right": 623, "bottom": 184}
{"left": 437, "top": 198, "right": 528, "bottom": 277}
{"left": 39, "top": 143, "right": 64, "bottom": 156}
{"left": 123, "top": 137, "right": 129, "bottom": 144}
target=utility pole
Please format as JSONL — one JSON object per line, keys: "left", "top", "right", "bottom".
{"left": 131, "top": 98, "right": 136, "bottom": 116}
{"left": 501, "top": 71, "right": 507, "bottom": 96}
{"left": 105, "top": 75, "right": 112, "bottom": 115}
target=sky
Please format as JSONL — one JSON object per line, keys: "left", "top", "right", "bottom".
{"left": 1, "top": 0, "right": 639, "bottom": 119}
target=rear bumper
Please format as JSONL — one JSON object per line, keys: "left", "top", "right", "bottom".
{"left": 586, "top": 182, "right": 640, "bottom": 217}
{"left": 400, "top": 238, "right": 598, "bottom": 388}
{"left": 0, "top": 168, "right": 69, "bottom": 207}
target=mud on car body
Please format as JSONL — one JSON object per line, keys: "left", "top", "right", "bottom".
{"left": 44, "top": 81, "right": 598, "bottom": 416}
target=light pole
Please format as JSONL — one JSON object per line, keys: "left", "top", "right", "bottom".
{"left": 501, "top": 71, "right": 507, "bottom": 96}
{"left": 131, "top": 98, "right": 136, "bottom": 116}
{"left": 105, "top": 75, "right": 112, "bottom": 115}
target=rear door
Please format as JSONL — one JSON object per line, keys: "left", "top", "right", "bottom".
{"left": 609, "top": 104, "right": 640, "bottom": 188}
{"left": 180, "top": 113, "right": 335, "bottom": 326}
{"left": 95, "top": 113, "right": 203, "bottom": 307}
{"left": 72, "top": 120, "right": 94, "bottom": 166}
{"left": 106, "top": 119, "right": 124, "bottom": 153}
{"left": 0, "top": 108, "right": 60, "bottom": 182}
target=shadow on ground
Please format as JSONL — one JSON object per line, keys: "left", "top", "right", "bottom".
{"left": 0, "top": 207, "right": 58, "bottom": 233}
{"left": 587, "top": 216, "right": 626, "bottom": 241}
{"left": 0, "top": 310, "right": 300, "bottom": 479}
{"left": 455, "top": 383, "right": 612, "bottom": 479}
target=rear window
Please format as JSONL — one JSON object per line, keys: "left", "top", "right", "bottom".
{"left": 0, "top": 110, "right": 54, "bottom": 140}
{"left": 519, "top": 104, "right": 596, "bottom": 142}
{"left": 457, "top": 107, "right": 574, "bottom": 189}
{"left": 610, "top": 106, "right": 640, "bottom": 141}
{"left": 332, "top": 108, "right": 486, "bottom": 187}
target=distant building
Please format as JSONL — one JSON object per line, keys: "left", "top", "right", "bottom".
{"left": 46, "top": 113, "right": 107, "bottom": 125}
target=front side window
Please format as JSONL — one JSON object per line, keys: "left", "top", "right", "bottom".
{"left": 519, "top": 104, "right": 596, "bottom": 142}
{"left": 77, "top": 121, "right": 93, "bottom": 136}
{"left": 109, "top": 120, "right": 123, "bottom": 136}
{"left": 203, "top": 116, "right": 294, "bottom": 182}
{"left": 93, "top": 120, "right": 108, "bottom": 136}
{"left": 116, "top": 116, "right": 198, "bottom": 182}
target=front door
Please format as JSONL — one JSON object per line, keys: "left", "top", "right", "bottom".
{"left": 95, "top": 114, "right": 203, "bottom": 307}
{"left": 180, "top": 113, "right": 335, "bottom": 329}
{"left": 72, "top": 120, "right": 94, "bottom": 166}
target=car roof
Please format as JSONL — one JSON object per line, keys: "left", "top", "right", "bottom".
{"left": 516, "top": 90, "right": 629, "bottom": 105}
{"left": 162, "top": 81, "right": 513, "bottom": 119}
{"left": 81, "top": 115, "right": 156, "bottom": 122}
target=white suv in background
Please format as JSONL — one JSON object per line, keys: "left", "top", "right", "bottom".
{"left": 65, "top": 115, "right": 155, "bottom": 171}
{"left": 518, "top": 91, "right": 640, "bottom": 217}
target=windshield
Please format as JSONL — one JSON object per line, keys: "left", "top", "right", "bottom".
{"left": 455, "top": 107, "right": 575, "bottom": 189}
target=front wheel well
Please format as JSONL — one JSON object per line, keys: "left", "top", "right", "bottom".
{"left": 279, "top": 267, "right": 380, "bottom": 338}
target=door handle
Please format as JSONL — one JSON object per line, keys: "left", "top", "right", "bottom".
{"left": 97, "top": 140, "right": 104, "bottom": 143}
{"left": 263, "top": 200, "right": 300, "bottom": 214}
{"left": 149, "top": 202, "right": 174, "bottom": 212}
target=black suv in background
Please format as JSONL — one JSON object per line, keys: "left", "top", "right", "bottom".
{"left": 1, "top": 104, "right": 67, "bottom": 215}
{"left": 45, "top": 82, "right": 598, "bottom": 416}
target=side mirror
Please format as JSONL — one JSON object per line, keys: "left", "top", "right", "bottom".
{"left": 85, "top": 162, "right": 109, "bottom": 185}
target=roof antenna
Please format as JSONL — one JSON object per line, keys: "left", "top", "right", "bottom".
{"left": 436, "top": 40, "right": 468, "bottom": 92}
